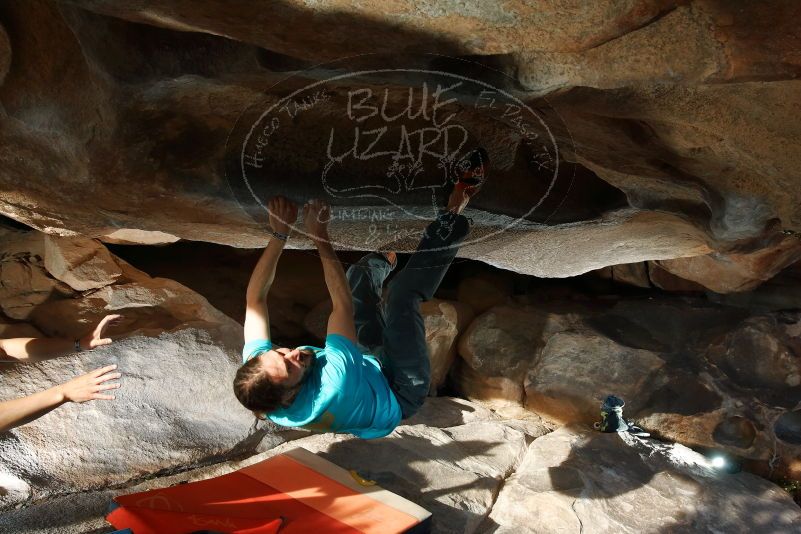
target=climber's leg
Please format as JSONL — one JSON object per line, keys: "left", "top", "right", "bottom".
{"left": 346, "top": 252, "right": 396, "bottom": 354}
{"left": 382, "top": 210, "right": 470, "bottom": 418}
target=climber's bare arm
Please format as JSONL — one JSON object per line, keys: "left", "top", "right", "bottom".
{"left": 244, "top": 241, "right": 283, "bottom": 343}
{"left": 304, "top": 199, "right": 357, "bottom": 343}
{"left": 244, "top": 196, "right": 298, "bottom": 344}
{"left": 0, "top": 314, "right": 123, "bottom": 363}
{"left": 0, "top": 365, "right": 120, "bottom": 432}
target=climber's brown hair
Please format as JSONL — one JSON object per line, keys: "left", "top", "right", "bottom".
{"left": 233, "top": 356, "right": 299, "bottom": 415}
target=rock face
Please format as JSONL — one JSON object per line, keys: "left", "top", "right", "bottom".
{"left": 454, "top": 298, "right": 801, "bottom": 481}
{"left": 422, "top": 299, "right": 474, "bottom": 394}
{"left": 3, "top": 413, "right": 798, "bottom": 534}
{"left": 524, "top": 331, "right": 666, "bottom": 422}
{"left": 706, "top": 316, "right": 801, "bottom": 390}
{"left": 0, "top": 19, "right": 9, "bottom": 84}
{"left": 610, "top": 261, "right": 651, "bottom": 289}
{"left": 710, "top": 260, "right": 801, "bottom": 313}
{"left": 42, "top": 234, "right": 122, "bottom": 291}
{"left": 0, "top": 229, "right": 241, "bottom": 341}
{"left": 0, "top": 0, "right": 799, "bottom": 289}
{"left": 0, "top": 397, "right": 550, "bottom": 534}
{"left": 0, "top": 231, "right": 73, "bottom": 320}
{"left": 487, "top": 425, "right": 801, "bottom": 533}
{"left": 0, "top": 321, "right": 42, "bottom": 338}
{"left": 0, "top": 330, "right": 262, "bottom": 510}
{"left": 648, "top": 260, "right": 709, "bottom": 292}
{"left": 652, "top": 234, "right": 801, "bottom": 293}
{"left": 455, "top": 304, "right": 579, "bottom": 404}
{"left": 2, "top": 2, "right": 801, "bottom": 528}
{"left": 0, "top": 228, "right": 265, "bottom": 511}
{"left": 596, "top": 235, "right": 801, "bottom": 293}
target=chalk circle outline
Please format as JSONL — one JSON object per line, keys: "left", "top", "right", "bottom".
{"left": 231, "top": 54, "right": 569, "bottom": 253}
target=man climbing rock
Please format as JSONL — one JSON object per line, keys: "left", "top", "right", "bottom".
{"left": 0, "top": 314, "right": 124, "bottom": 432}
{"left": 234, "top": 149, "right": 488, "bottom": 438}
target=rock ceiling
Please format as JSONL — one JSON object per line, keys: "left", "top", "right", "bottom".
{"left": 1, "top": 0, "right": 800, "bottom": 290}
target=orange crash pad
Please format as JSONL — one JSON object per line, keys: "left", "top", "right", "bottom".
{"left": 106, "top": 447, "right": 431, "bottom": 533}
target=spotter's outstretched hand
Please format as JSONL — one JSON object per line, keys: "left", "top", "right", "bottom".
{"left": 59, "top": 365, "right": 122, "bottom": 403}
{"left": 80, "top": 314, "right": 124, "bottom": 350}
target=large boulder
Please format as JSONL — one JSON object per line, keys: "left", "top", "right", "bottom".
{"left": 0, "top": 229, "right": 267, "bottom": 511}
{"left": 0, "top": 329, "right": 265, "bottom": 510}
{"left": 524, "top": 331, "right": 667, "bottom": 423}
{"left": 0, "top": 228, "right": 240, "bottom": 338}
{"left": 0, "top": 321, "right": 43, "bottom": 338}
{"left": 706, "top": 316, "right": 801, "bottom": 390}
{"left": 486, "top": 425, "right": 801, "bottom": 533}
{"left": 458, "top": 210, "right": 713, "bottom": 278}
{"left": 0, "top": 229, "right": 241, "bottom": 342}
{"left": 610, "top": 261, "right": 650, "bottom": 289}
{"left": 60, "top": 1, "right": 801, "bottom": 90}
{"left": 265, "top": 251, "right": 330, "bottom": 341}
{"left": 709, "top": 261, "right": 801, "bottom": 312}
{"left": 0, "top": 1, "right": 798, "bottom": 290}
{"left": 0, "top": 20, "right": 9, "bottom": 85}
{"left": 648, "top": 260, "right": 709, "bottom": 292}
{"left": 454, "top": 304, "right": 581, "bottom": 404}
{"left": 455, "top": 300, "right": 801, "bottom": 481}
{"left": 421, "top": 299, "right": 473, "bottom": 394}
{"left": 302, "top": 299, "right": 332, "bottom": 342}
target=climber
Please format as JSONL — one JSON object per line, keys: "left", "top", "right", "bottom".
{"left": 0, "top": 314, "right": 124, "bottom": 432}
{"left": 234, "top": 148, "right": 489, "bottom": 438}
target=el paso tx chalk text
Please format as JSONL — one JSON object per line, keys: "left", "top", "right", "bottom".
{"left": 474, "top": 89, "right": 554, "bottom": 172}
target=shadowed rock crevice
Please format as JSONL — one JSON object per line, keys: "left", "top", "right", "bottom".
{"left": 775, "top": 411, "right": 801, "bottom": 446}
{"left": 713, "top": 416, "right": 758, "bottom": 450}
{"left": 644, "top": 378, "right": 723, "bottom": 418}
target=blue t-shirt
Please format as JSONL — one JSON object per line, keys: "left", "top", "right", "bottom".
{"left": 242, "top": 335, "right": 402, "bottom": 439}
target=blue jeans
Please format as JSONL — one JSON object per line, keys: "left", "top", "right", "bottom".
{"left": 346, "top": 211, "right": 470, "bottom": 419}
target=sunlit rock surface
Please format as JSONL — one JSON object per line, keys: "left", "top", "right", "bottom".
{"left": 488, "top": 425, "right": 801, "bottom": 533}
